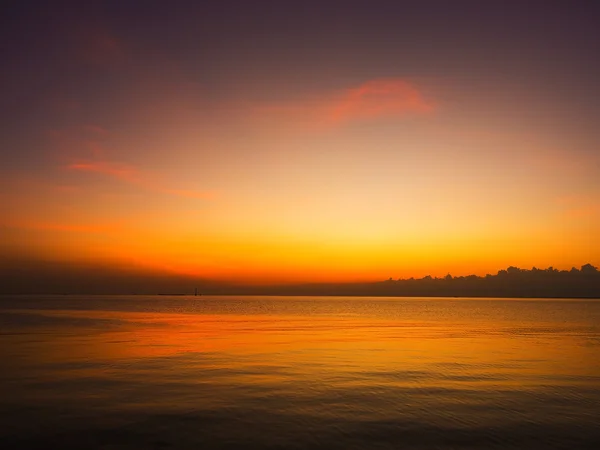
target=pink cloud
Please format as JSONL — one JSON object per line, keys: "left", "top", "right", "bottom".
{"left": 326, "top": 78, "right": 434, "bottom": 124}
{"left": 46, "top": 125, "right": 211, "bottom": 200}
{"left": 67, "top": 161, "right": 212, "bottom": 200}
{"left": 68, "top": 161, "right": 141, "bottom": 184}
{"left": 257, "top": 78, "right": 434, "bottom": 128}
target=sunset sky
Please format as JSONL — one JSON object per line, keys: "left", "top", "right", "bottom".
{"left": 1, "top": 1, "right": 599, "bottom": 289}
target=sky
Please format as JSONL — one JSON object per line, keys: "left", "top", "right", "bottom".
{"left": 1, "top": 0, "right": 599, "bottom": 290}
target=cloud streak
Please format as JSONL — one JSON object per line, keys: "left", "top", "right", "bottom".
{"left": 68, "top": 161, "right": 141, "bottom": 183}
{"left": 48, "top": 125, "right": 211, "bottom": 200}
{"left": 67, "top": 161, "right": 212, "bottom": 200}
{"left": 258, "top": 78, "right": 434, "bottom": 128}
{"left": 326, "top": 78, "right": 434, "bottom": 124}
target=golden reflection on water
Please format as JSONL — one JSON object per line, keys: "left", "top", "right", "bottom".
{"left": 9, "top": 306, "right": 599, "bottom": 391}
{"left": 2, "top": 298, "right": 600, "bottom": 450}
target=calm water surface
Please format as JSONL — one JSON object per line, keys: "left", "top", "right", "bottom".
{"left": 1, "top": 295, "right": 599, "bottom": 449}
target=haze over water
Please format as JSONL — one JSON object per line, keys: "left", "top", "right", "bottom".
{"left": 1, "top": 295, "right": 599, "bottom": 449}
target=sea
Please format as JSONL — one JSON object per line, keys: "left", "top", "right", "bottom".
{"left": 1, "top": 295, "right": 599, "bottom": 449}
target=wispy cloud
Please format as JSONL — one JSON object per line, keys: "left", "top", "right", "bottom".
{"left": 326, "top": 78, "right": 434, "bottom": 124}
{"left": 258, "top": 78, "right": 434, "bottom": 128}
{"left": 68, "top": 161, "right": 141, "bottom": 184}
{"left": 47, "top": 124, "right": 212, "bottom": 200}
{"left": 67, "top": 160, "right": 212, "bottom": 200}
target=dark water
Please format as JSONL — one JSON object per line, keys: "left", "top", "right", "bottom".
{"left": 1, "top": 296, "right": 599, "bottom": 449}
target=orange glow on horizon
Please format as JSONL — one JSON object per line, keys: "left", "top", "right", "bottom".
{"left": 2, "top": 3, "right": 599, "bottom": 291}
{"left": 1, "top": 75, "right": 598, "bottom": 286}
